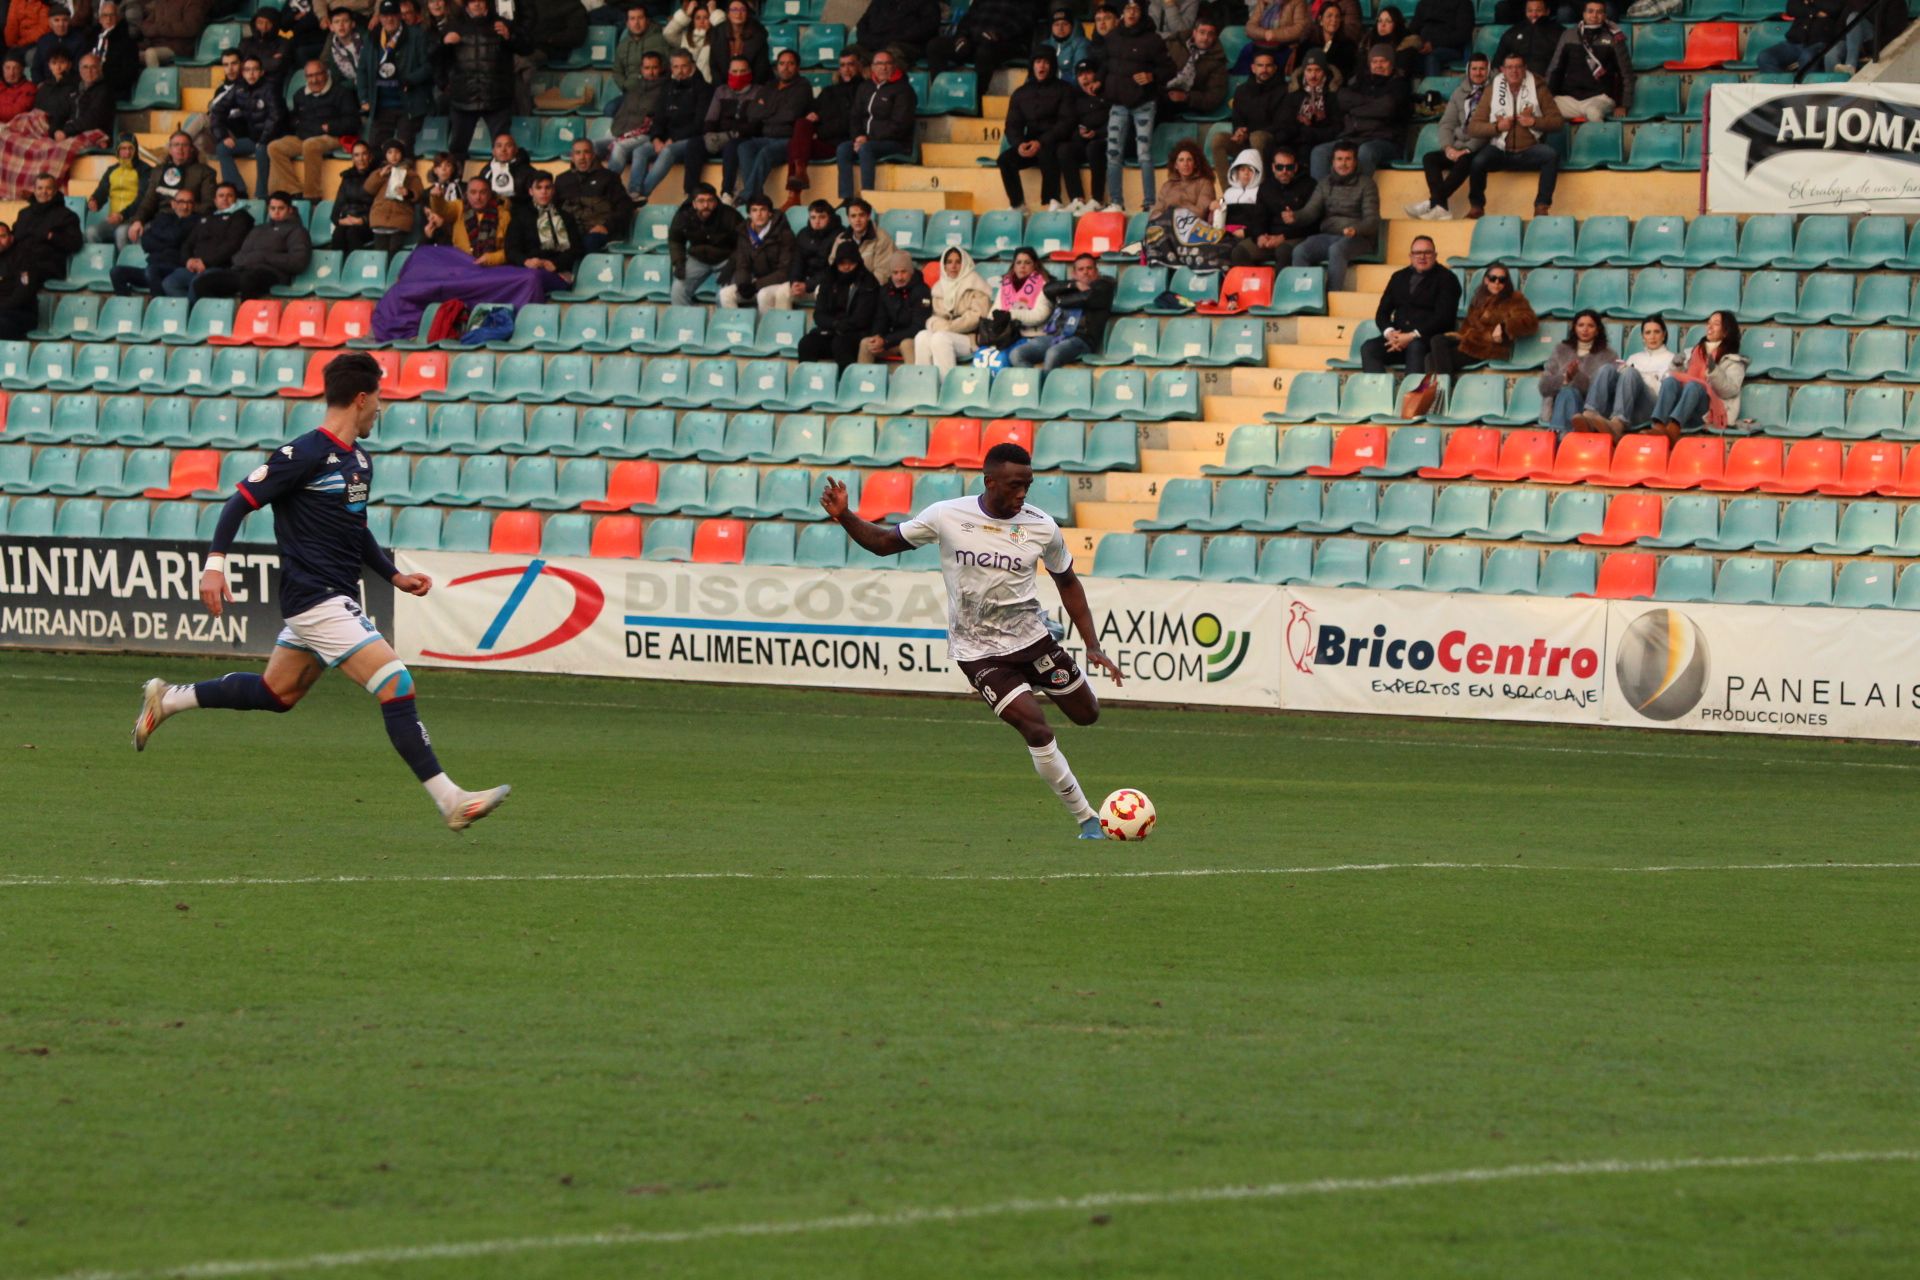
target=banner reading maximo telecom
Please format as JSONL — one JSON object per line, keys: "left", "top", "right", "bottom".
{"left": 394, "top": 552, "right": 1286, "bottom": 708}
{"left": 1708, "top": 81, "right": 1920, "bottom": 212}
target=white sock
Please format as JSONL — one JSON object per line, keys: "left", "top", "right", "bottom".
{"left": 1029, "top": 740, "right": 1095, "bottom": 823}
{"left": 423, "top": 772, "right": 461, "bottom": 813}
{"left": 159, "top": 684, "right": 198, "bottom": 714}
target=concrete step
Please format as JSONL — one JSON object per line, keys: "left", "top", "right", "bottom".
{"left": 1328, "top": 291, "right": 1376, "bottom": 319}
{"left": 1071, "top": 499, "right": 1157, "bottom": 532}
{"left": 920, "top": 142, "right": 996, "bottom": 168}
{"left": 1200, "top": 393, "right": 1284, "bottom": 425}
{"left": 1138, "top": 448, "right": 1225, "bottom": 479}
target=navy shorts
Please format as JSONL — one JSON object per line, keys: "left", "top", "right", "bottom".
{"left": 957, "top": 636, "right": 1085, "bottom": 718}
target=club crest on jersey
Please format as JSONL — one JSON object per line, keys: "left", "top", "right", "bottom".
{"left": 355, "top": 450, "right": 368, "bottom": 468}
{"left": 248, "top": 464, "right": 270, "bottom": 483}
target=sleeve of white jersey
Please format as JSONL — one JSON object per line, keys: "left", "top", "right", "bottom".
{"left": 896, "top": 505, "right": 941, "bottom": 548}
{"left": 1040, "top": 520, "right": 1072, "bottom": 573}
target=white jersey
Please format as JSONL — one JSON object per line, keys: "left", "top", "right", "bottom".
{"left": 897, "top": 496, "right": 1072, "bottom": 663}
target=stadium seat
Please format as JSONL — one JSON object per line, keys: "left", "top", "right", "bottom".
{"left": 1845, "top": 276, "right": 1909, "bottom": 329}
{"left": 1357, "top": 540, "right": 1420, "bottom": 591}
{"left": 1696, "top": 497, "right": 1779, "bottom": 551}
{"left": 1896, "top": 567, "right": 1920, "bottom": 609}
{"left": 632, "top": 517, "right": 692, "bottom": 562}
{"left": 1512, "top": 490, "right": 1602, "bottom": 543}
{"left": 1476, "top": 429, "right": 1557, "bottom": 482}
{"left": 1782, "top": 273, "right": 1855, "bottom": 325}
{"left": 1420, "top": 428, "right": 1502, "bottom": 482}
{"left": 1697, "top": 437, "right": 1784, "bottom": 492}
{"left": 143, "top": 450, "right": 218, "bottom": 500}
{"left": 1358, "top": 427, "right": 1441, "bottom": 477}
{"left": 1530, "top": 549, "right": 1595, "bottom": 597}
{"left": 1295, "top": 481, "right": 1374, "bottom": 534}
{"left": 1712, "top": 557, "right": 1777, "bottom": 604}
{"left": 1135, "top": 478, "right": 1211, "bottom": 530}
{"left": 1639, "top": 493, "right": 1718, "bottom": 548}
{"left": 1090, "top": 532, "right": 1148, "bottom": 578}
{"left": 1307, "top": 538, "right": 1369, "bottom": 587}
{"left": 1569, "top": 121, "right": 1625, "bottom": 168}
{"left": 1141, "top": 534, "right": 1201, "bottom": 580}
{"left": 1054, "top": 211, "right": 1125, "bottom": 262}
{"left": 687, "top": 518, "right": 746, "bottom": 564}
{"left": 1306, "top": 426, "right": 1388, "bottom": 476}
{"left": 1511, "top": 216, "right": 1577, "bottom": 268}
{"left": 1583, "top": 552, "right": 1656, "bottom": 600}
{"left": 1202, "top": 425, "right": 1275, "bottom": 476}
{"left": 1244, "top": 479, "right": 1320, "bottom": 532}
{"left": 1664, "top": 21, "right": 1737, "bottom": 68}
{"left": 1189, "top": 478, "right": 1266, "bottom": 532}
{"left": 1353, "top": 483, "right": 1434, "bottom": 536}
{"left": 1579, "top": 492, "right": 1664, "bottom": 546}
{"left": 1812, "top": 500, "right": 1895, "bottom": 555}
{"left": 1831, "top": 561, "right": 1894, "bottom": 609}
{"left": 486, "top": 510, "right": 540, "bottom": 555}
{"left": 1619, "top": 76, "right": 1681, "bottom": 123}
{"left": 1754, "top": 439, "right": 1842, "bottom": 494}
{"left": 855, "top": 471, "right": 914, "bottom": 523}
{"left": 1816, "top": 441, "right": 1903, "bottom": 496}
{"left": 1450, "top": 215, "right": 1522, "bottom": 267}
{"left": 1251, "top": 537, "right": 1310, "bottom": 584}
{"left": 1727, "top": 214, "right": 1795, "bottom": 268}
{"left": 580, "top": 459, "right": 660, "bottom": 512}
{"left": 1261, "top": 424, "right": 1331, "bottom": 475}
{"left": 793, "top": 522, "right": 848, "bottom": 568}
{"left": 1781, "top": 215, "right": 1851, "bottom": 269}
{"left": 732, "top": 520, "right": 793, "bottom": 566}
{"left": 1836, "top": 333, "right": 1910, "bottom": 387}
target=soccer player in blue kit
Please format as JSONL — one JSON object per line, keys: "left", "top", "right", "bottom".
{"left": 133, "top": 353, "right": 511, "bottom": 832}
{"left": 821, "top": 442, "right": 1122, "bottom": 839}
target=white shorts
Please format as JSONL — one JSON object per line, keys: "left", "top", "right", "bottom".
{"left": 275, "top": 595, "right": 384, "bottom": 667}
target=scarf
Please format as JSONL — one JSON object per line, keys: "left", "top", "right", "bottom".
{"left": 1685, "top": 343, "right": 1729, "bottom": 427}
{"left": 1488, "top": 72, "right": 1539, "bottom": 151}
{"left": 1168, "top": 41, "right": 1202, "bottom": 92}
{"left": 727, "top": 68, "right": 751, "bottom": 90}
{"left": 998, "top": 269, "right": 1046, "bottom": 312}
{"left": 328, "top": 32, "right": 361, "bottom": 84}
{"left": 484, "top": 159, "right": 516, "bottom": 197}
{"left": 1578, "top": 22, "right": 1609, "bottom": 81}
{"left": 463, "top": 205, "right": 500, "bottom": 257}
{"left": 1462, "top": 77, "right": 1485, "bottom": 120}
{"left": 1296, "top": 82, "right": 1326, "bottom": 126}
{"left": 533, "top": 204, "right": 571, "bottom": 255}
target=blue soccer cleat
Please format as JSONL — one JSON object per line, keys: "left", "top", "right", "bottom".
{"left": 1077, "top": 816, "right": 1105, "bottom": 840}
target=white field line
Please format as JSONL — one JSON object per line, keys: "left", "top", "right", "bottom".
{"left": 2, "top": 862, "right": 1918, "bottom": 890}
{"left": 30, "top": 1149, "right": 1920, "bottom": 1280}
{"left": 7, "top": 670, "right": 1920, "bottom": 771}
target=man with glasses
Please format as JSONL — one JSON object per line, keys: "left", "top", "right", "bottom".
{"left": 267, "top": 60, "right": 363, "bottom": 202}
{"left": 1231, "top": 149, "right": 1317, "bottom": 266}
{"left": 1405, "top": 51, "right": 1490, "bottom": 221}
{"left": 837, "top": 49, "right": 917, "bottom": 203}
{"left": 1284, "top": 141, "right": 1377, "bottom": 293}
{"left": 1360, "top": 235, "right": 1460, "bottom": 376}
{"left": 111, "top": 187, "right": 199, "bottom": 296}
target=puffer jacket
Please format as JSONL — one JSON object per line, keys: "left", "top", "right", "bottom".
{"left": 365, "top": 164, "right": 425, "bottom": 233}
{"left": 442, "top": 10, "right": 527, "bottom": 112}
{"left": 181, "top": 207, "right": 256, "bottom": 269}
{"left": 730, "top": 215, "right": 796, "bottom": 293}
{"left": 813, "top": 259, "right": 882, "bottom": 336}
{"left": 849, "top": 74, "right": 917, "bottom": 146}
{"left": 1335, "top": 69, "right": 1411, "bottom": 145}
{"left": 332, "top": 161, "right": 378, "bottom": 228}
{"left": 789, "top": 214, "right": 845, "bottom": 288}
{"left": 1004, "top": 72, "right": 1073, "bottom": 147}
{"left": 668, "top": 199, "right": 741, "bottom": 272}
{"left": 215, "top": 78, "right": 285, "bottom": 144}
{"left": 1102, "top": 17, "right": 1176, "bottom": 109}
{"left": 1293, "top": 168, "right": 1378, "bottom": 246}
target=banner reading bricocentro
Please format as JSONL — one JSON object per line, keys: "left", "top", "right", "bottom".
{"left": 1708, "top": 81, "right": 1920, "bottom": 212}
{"left": 395, "top": 552, "right": 1286, "bottom": 708}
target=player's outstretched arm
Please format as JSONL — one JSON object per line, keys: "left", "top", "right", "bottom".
{"left": 1052, "top": 566, "right": 1123, "bottom": 686}
{"left": 363, "top": 526, "right": 432, "bottom": 597}
{"left": 198, "top": 493, "right": 252, "bottom": 615}
{"left": 821, "top": 477, "right": 911, "bottom": 555}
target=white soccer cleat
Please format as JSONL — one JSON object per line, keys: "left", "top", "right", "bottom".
{"left": 443, "top": 784, "right": 512, "bottom": 832}
{"left": 132, "top": 678, "right": 171, "bottom": 752}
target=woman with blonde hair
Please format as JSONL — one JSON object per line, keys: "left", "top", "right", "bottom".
{"left": 913, "top": 245, "right": 992, "bottom": 369}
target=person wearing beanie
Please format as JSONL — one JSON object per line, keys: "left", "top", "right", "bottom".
{"left": 799, "top": 239, "right": 881, "bottom": 369}
{"left": 864, "top": 249, "right": 931, "bottom": 364}
{"left": 667, "top": 181, "right": 741, "bottom": 304}
{"left": 1307, "top": 41, "right": 1410, "bottom": 179}
{"left": 1036, "top": 8, "right": 1091, "bottom": 74}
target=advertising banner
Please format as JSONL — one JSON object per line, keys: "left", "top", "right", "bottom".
{"left": 395, "top": 552, "right": 1286, "bottom": 708}
{"left": 1278, "top": 586, "right": 1607, "bottom": 724}
{"left": 1604, "top": 600, "right": 1920, "bottom": 741}
{"left": 0, "top": 536, "right": 289, "bottom": 656}
{"left": 1707, "top": 81, "right": 1920, "bottom": 212}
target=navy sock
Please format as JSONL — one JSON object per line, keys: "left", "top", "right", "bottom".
{"left": 192, "top": 672, "right": 290, "bottom": 712}
{"left": 381, "top": 696, "right": 444, "bottom": 783}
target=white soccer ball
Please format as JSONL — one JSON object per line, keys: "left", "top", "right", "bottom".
{"left": 1098, "top": 788, "right": 1156, "bottom": 841}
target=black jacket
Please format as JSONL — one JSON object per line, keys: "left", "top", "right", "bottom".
{"left": 232, "top": 217, "right": 313, "bottom": 283}
{"left": 237, "top": 31, "right": 291, "bottom": 82}
{"left": 525, "top": 0, "right": 589, "bottom": 59}
{"left": 359, "top": 21, "right": 436, "bottom": 118}
{"left": 811, "top": 76, "right": 861, "bottom": 145}
{"left": 1374, "top": 263, "right": 1463, "bottom": 341}
{"left": 554, "top": 166, "right": 634, "bottom": 238}
{"left": 140, "top": 209, "right": 202, "bottom": 273}
{"left": 54, "top": 78, "right": 114, "bottom": 137}
{"left": 1236, "top": 172, "right": 1318, "bottom": 240}
{"left": 957, "top": 0, "right": 1037, "bottom": 43}
{"left": 742, "top": 75, "right": 813, "bottom": 140}
{"left": 1069, "top": 85, "right": 1108, "bottom": 146}
{"left": 332, "top": 164, "right": 377, "bottom": 227}
{"left": 1228, "top": 73, "right": 1289, "bottom": 135}
{"left": 215, "top": 79, "right": 285, "bottom": 145}
{"left": 648, "top": 74, "right": 713, "bottom": 143}
{"left": 857, "top": 0, "right": 941, "bottom": 52}
{"left": 1784, "top": 0, "right": 1845, "bottom": 46}
{"left": 849, "top": 75, "right": 917, "bottom": 145}
{"left": 287, "top": 76, "right": 362, "bottom": 138}
{"left": 1040, "top": 273, "right": 1116, "bottom": 352}
{"left": 1102, "top": 18, "right": 1176, "bottom": 109}
{"left": 1336, "top": 71, "right": 1411, "bottom": 146}
{"left": 0, "top": 244, "right": 43, "bottom": 312}
{"left": 1274, "top": 86, "right": 1343, "bottom": 153}
{"left": 14, "top": 197, "right": 82, "bottom": 280}
{"left": 507, "top": 202, "right": 588, "bottom": 274}
{"left": 92, "top": 21, "right": 143, "bottom": 100}
{"left": 873, "top": 275, "right": 932, "bottom": 344}
{"left": 31, "top": 28, "right": 91, "bottom": 83}
{"left": 181, "top": 207, "right": 257, "bottom": 268}
{"left": 1407, "top": 0, "right": 1474, "bottom": 53}
{"left": 32, "top": 75, "right": 75, "bottom": 124}
{"left": 731, "top": 216, "right": 795, "bottom": 293}
{"left": 789, "top": 215, "right": 844, "bottom": 288}
{"left": 1004, "top": 74, "right": 1073, "bottom": 146}
{"left": 1495, "top": 17, "right": 1564, "bottom": 76}
{"left": 442, "top": 10, "right": 528, "bottom": 112}
{"left": 668, "top": 200, "right": 741, "bottom": 272}
{"left": 813, "top": 263, "right": 881, "bottom": 337}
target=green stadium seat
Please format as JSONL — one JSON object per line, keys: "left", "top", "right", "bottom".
{"left": 1636, "top": 492, "right": 1716, "bottom": 548}
{"left": 1112, "top": 265, "right": 1168, "bottom": 315}
{"left": 514, "top": 405, "right": 577, "bottom": 455}
{"left": 1135, "top": 478, "right": 1211, "bottom": 530}
{"left": 1665, "top": 213, "right": 1734, "bottom": 267}
{"left": 6, "top": 494, "right": 53, "bottom": 533}
{"left": 1263, "top": 424, "right": 1333, "bottom": 475}
{"left": 1302, "top": 537, "right": 1365, "bottom": 587}
{"left": 1530, "top": 548, "right": 1595, "bottom": 597}
{"left": 536, "top": 512, "right": 590, "bottom": 558}
{"left": 1511, "top": 216, "right": 1577, "bottom": 267}
{"left": 145, "top": 498, "right": 199, "bottom": 540}
{"left": 1615, "top": 122, "right": 1683, "bottom": 170}
{"left": 1783, "top": 273, "right": 1856, "bottom": 325}
{"left": 1619, "top": 75, "right": 1681, "bottom": 122}
{"left": 465, "top": 404, "right": 526, "bottom": 453}
{"left": 1780, "top": 329, "right": 1850, "bottom": 381}
{"left": 1813, "top": 500, "right": 1896, "bottom": 554}
{"left": 814, "top": 416, "right": 881, "bottom": 464}
{"left": 1834, "top": 383, "right": 1906, "bottom": 436}
{"left": 970, "top": 209, "right": 1023, "bottom": 261}
{"left": 1036, "top": 367, "right": 1094, "bottom": 418}
{"left": 428, "top": 508, "right": 484, "bottom": 552}
{"left": 855, "top": 417, "right": 929, "bottom": 466}
{"left": 794, "top": 521, "right": 848, "bottom": 567}
{"left": 1646, "top": 553, "right": 1713, "bottom": 601}
{"left": 1779, "top": 215, "right": 1849, "bottom": 270}
{"left": 1071, "top": 421, "right": 1140, "bottom": 472}
{"left": 1711, "top": 556, "right": 1776, "bottom": 604}
{"left": 34, "top": 297, "right": 102, "bottom": 342}
{"left": 1297, "top": 480, "right": 1375, "bottom": 533}
{"left": 1196, "top": 535, "right": 1257, "bottom": 583}
{"left": 1143, "top": 533, "right": 1203, "bottom": 580}
{"left": 1401, "top": 482, "right": 1487, "bottom": 537}
{"left": 1354, "top": 482, "right": 1435, "bottom": 536}
{"left": 1832, "top": 561, "right": 1894, "bottom": 608}
{"left": 1490, "top": 329, "right": 1560, "bottom": 372}
{"left": 1617, "top": 214, "right": 1688, "bottom": 266}
{"left": 1517, "top": 489, "right": 1603, "bottom": 542}
{"left": 1327, "top": 321, "right": 1380, "bottom": 370}
{"left": 18, "top": 446, "right": 78, "bottom": 494}
{"left": 1248, "top": 536, "right": 1308, "bottom": 584}
{"left": 775, "top": 362, "right": 839, "bottom": 412}
{"left": 1726, "top": 214, "right": 1794, "bottom": 268}
{"left": 1359, "top": 540, "right": 1421, "bottom": 590}
{"left": 740, "top": 521, "right": 797, "bottom": 566}
{"left": 0, "top": 444, "right": 31, "bottom": 493}
{"left": 1467, "top": 546, "right": 1533, "bottom": 594}
{"left": 1450, "top": 214, "right": 1521, "bottom": 268}
{"left": 1030, "top": 421, "right": 1087, "bottom": 471}
{"left": 1408, "top": 543, "right": 1474, "bottom": 594}
{"left": 1571, "top": 268, "right": 1631, "bottom": 317}
{"left": 1563, "top": 216, "right": 1629, "bottom": 267}
{"left": 1829, "top": 215, "right": 1906, "bottom": 270}
{"left": 548, "top": 457, "right": 609, "bottom": 508}
{"left": 1090, "top": 532, "right": 1147, "bottom": 577}
{"left": 1189, "top": 478, "right": 1266, "bottom": 531}
{"left": 1569, "top": 121, "right": 1625, "bottom": 168}
{"left": 1360, "top": 426, "right": 1442, "bottom": 476}
{"left": 1203, "top": 425, "right": 1276, "bottom": 475}
{"left": 1240, "top": 479, "right": 1316, "bottom": 532}
{"left": 313, "top": 250, "right": 374, "bottom": 300}
{"left": 1460, "top": 485, "right": 1544, "bottom": 540}
{"left": 1737, "top": 326, "right": 1790, "bottom": 381}
{"left": 1752, "top": 498, "right": 1839, "bottom": 552}
{"left": 752, "top": 415, "right": 825, "bottom": 463}
{"left": 684, "top": 465, "right": 759, "bottom": 518}
{"left": 884, "top": 365, "right": 942, "bottom": 414}
{"left": 1847, "top": 275, "right": 1910, "bottom": 328}
{"left": 1734, "top": 267, "right": 1799, "bottom": 323}
{"left": 1896, "top": 566, "right": 1920, "bottom": 609}
{"left": 1695, "top": 497, "right": 1778, "bottom": 550}
{"left": 1266, "top": 372, "right": 1337, "bottom": 423}
{"left": 630, "top": 462, "right": 703, "bottom": 515}
{"left": 454, "top": 455, "right": 510, "bottom": 507}
{"left": 101, "top": 497, "right": 153, "bottom": 539}
{"left": 1425, "top": 379, "right": 1501, "bottom": 429}
{"left": 499, "top": 455, "right": 561, "bottom": 509}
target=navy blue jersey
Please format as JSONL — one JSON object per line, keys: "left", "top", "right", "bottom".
{"left": 235, "top": 428, "right": 378, "bottom": 618}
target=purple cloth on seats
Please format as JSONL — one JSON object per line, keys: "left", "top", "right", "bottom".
{"left": 371, "top": 245, "right": 555, "bottom": 342}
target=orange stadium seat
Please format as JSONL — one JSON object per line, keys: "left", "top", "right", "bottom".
{"left": 1646, "top": 436, "right": 1725, "bottom": 490}
{"left": 1583, "top": 552, "right": 1657, "bottom": 600}
{"left": 855, "top": 470, "right": 914, "bottom": 522}
{"left": 259, "top": 299, "right": 327, "bottom": 348}
{"left": 1664, "top": 22, "right": 1738, "bottom": 71}
{"left": 905, "top": 417, "right": 981, "bottom": 468}
{"left": 693, "top": 518, "right": 747, "bottom": 563}
{"left": 582, "top": 460, "right": 659, "bottom": 511}
{"left": 489, "top": 511, "right": 542, "bottom": 554}
{"left": 1579, "top": 493, "right": 1663, "bottom": 546}
{"left": 1051, "top": 211, "right": 1124, "bottom": 261}
{"left": 1476, "top": 429, "right": 1556, "bottom": 482}
{"left": 980, "top": 418, "right": 1034, "bottom": 457}
{"left": 1196, "top": 267, "right": 1274, "bottom": 316}
{"left": 1878, "top": 447, "right": 1920, "bottom": 498}
{"left": 1699, "top": 437, "right": 1785, "bottom": 492}
{"left": 1817, "top": 441, "right": 1903, "bottom": 497}
{"left": 1305, "top": 426, "right": 1387, "bottom": 476}
{"left": 1596, "top": 434, "right": 1669, "bottom": 487}
{"left": 210, "top": 299, "right": 282, "bottom": 346}
{"left": 1756, "top": 439, "right": 1842, "bottom": 494}
{"left": 1538, "top": 433, "right": 1614, "bottom": 485}
{"left": 1418, "top": 427, "right": 1500, "bottom": 478}
{"left": 589, "top": 514, "right": 644, "bottom": 557}
{"left": 144, "top": 449, "right": 218, "bottom": 499}
{"left": 391, "top": 351, "right": 449, "bottom": 399}
{"left": 303, "top": 300, "right": 375, "bottom": 348}
{"left": 278, "top": 349, "right": 400, "bottom": 398}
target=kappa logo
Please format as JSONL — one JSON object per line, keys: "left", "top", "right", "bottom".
{"left": 420, "top": 558, "right": 605, "bottom": 663}
{"left": 1284, "top": 601, "right": 1315, "bottom": 674}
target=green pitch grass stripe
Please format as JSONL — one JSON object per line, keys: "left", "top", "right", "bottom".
{"left": 3, "top": 862, "right": 1918, "bottom": 889}
{"left": 34, "top": 1150, "right": 1920, "bottom": 1280}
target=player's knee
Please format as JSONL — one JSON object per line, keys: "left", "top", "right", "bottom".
{"left": 1013, "top": 718, "right": 1054, "bottom": 749}
{"left": 1065, "top": 699, "right": 1099, "bottom": 727}
{"left": 260, "top": 680, "right": 302, "bottom": 710}
{"left": 363, "top": 659, "right": 416, "bottom": 703}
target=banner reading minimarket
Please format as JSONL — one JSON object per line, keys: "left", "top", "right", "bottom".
{"left": 395, "top": 552, "right": 1285, "bottom": 708}
{"left": 1708, "top": 81, "right": 1920, "bottom": 212}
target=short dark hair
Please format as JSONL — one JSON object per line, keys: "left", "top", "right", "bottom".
{"left": 1073, "top": 252, "right": 1098, "bottom": 267}
{"left": 1468, "top": 52, "right": 1489, "bottom": 64}
{"left": 214, "top": 181, "right": 240, "bottom": 197}
{"left": 808, "top": 198, "right": 834, "bottom": 216}
{"left": 984, "top": 442, "right": 1032, "bottom": 470}
{"left": 267, "top": 190, "right": 296, "bottom": 206}
{"left": 845, "top": 197, "right": 872, "bottom": 216}
{"left": 323, "top": 352, "right": 383, "bottom": 408}
{"left": 747, "top": 194, "right": 773, "bottom": 211}
{"left": 1332, "top": 141, "right": 1358, "bottom": 157}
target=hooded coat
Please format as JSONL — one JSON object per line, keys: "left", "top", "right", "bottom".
{"left": 1220, "top": 147, "right": 1264, "bottom": 220}
{"left": 814, "top": 243, "right": 882, "bottom": 337}
{"left": 924, "top": 247, "right": 992, "bottom": 335}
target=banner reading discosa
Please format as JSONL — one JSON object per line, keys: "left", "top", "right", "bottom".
{"left": 394, "top": 552, "right": 1285, "bottom": 708}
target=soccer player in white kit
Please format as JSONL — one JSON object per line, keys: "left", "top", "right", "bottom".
{"left": 821, "top": 442, "right": 1122, "bottom": 839}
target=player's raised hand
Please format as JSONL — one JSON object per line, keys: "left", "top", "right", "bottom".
{"left": 393, "top": 572, "right": 433, "bottom": 597}
{"left": 1085, "top": 647, "right": 1124, "bottom": 687}
{"left": 199, "top": 568, "right": 232, "bottom": 617}
{"left": 819, "top": 477, "right": 850, "bottom": 519}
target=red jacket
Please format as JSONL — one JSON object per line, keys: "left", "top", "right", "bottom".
{"left": 0, "top": 80, "right": 37, "bottom": 122}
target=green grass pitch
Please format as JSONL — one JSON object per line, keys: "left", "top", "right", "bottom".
{"left": 3, "top": 649, "right": 1918, "bottom": 1278}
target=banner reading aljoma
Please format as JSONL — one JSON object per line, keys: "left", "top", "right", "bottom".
{"left": 1708, "top": 81, "right": 1920, "bottom": 212}
{"left": 395, "top": 553, "right": 1284, "bottom": 708}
